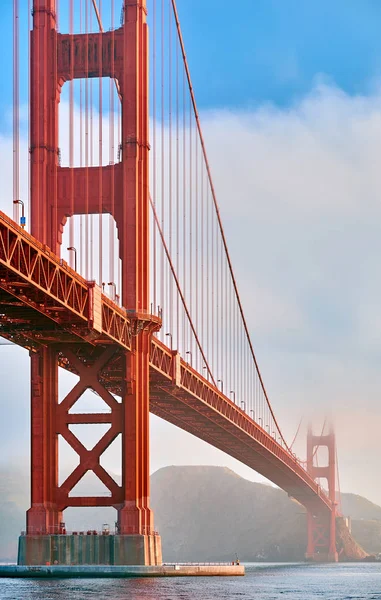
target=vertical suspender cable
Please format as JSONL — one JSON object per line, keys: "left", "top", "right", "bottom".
{"left": 206, "top": 184, "right": 210, "bottom": 373}
{"left": 13, "top": 0, "right": 20, "bottom": 223}
{"left": 150, "top": 194, "right": 216, "bottom": 384}
{"left": 175, "top": 24, "right": 179, "bottom": 349}
{"left": 152, "top": 0, "right": 157, "bottom": 312}
{"left": 89, "top": 28, "right": 93, "bottom": 168}
{"left": 98, "top": 0, "right": 103, "bottom": 287}
{"left": 200, "top": 155, "right": 205, "bottom": 373}
{"left": 109, "top": 0, "right": 115, "bottom": 297}
{"left": 53, "top": 0, "right": 59, "bottom": 248}
{"left": 161, "top": 0, "right": 165, "bottom": 334}
{"left": 90, "top": 5, "right": 94, "bottom": 280}
{"left": 79, "top": 0, "right": 84, "bottom": 275}
{"left": 224, "top": 237, "right": 226, "bottom": 384}
{"left": 168, "top": 0, "right": 173, "bottom": 337}
{"left": 171, "top": 0, "right": 290, "bottom": 447}
{"left": 85, "top": 0, "right": 89, "bottom": 280}
{"left": 28, "top": 0, "right": 31, "bottom": 229}
{"left": 187, "top": 97, "right": 191, "bottom": 358}
{"left": 220, "top": 237, "right": 223, "bottom": 386}
{"left": 69, "top": 0, "right": 75, "bottom": 267}
{"left": 27, "top": 0, "right": 32, "bottom": 229}
{"left": 182, "top": 64, "right": 186, "bottom": 351}
{"left": 194, "top": 123, "right": 200, "bottom": 370}
{"left": 211, "top": 178, "right": 215, "bottom": 375}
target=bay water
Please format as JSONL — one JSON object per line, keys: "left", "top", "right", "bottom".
{"left": 1, "top": 562, "right": 381, "bottom": 599}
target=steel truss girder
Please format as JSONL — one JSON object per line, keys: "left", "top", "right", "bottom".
{"left": 0, "top": 219, "right": 334, "bottom": 523}
{"left": 149, "top": 339, "right": 333, "bottom": 516}
{"left": 0, "top": 254, "right": 334, "bottom": 521}
{"left": 0, "top": 210, "right": 133, "bottom": 350}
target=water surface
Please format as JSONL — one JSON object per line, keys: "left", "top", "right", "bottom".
{"left": 1, "top": 562, "right": 381, "bottom": 599}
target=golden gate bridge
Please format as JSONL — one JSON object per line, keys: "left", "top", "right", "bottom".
{"left": 0, "top": 0, "right": 343, "bottom": 566}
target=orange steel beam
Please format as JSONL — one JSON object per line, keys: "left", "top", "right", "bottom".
{"left": 149, "top": 338, "right": 333, "bottom": 517}
{"left": 27, "top": 0, "right": 157, "bottom": 545}
{"left": 55, "top": 345, "right": 125, "bottom": 512}
{"left": 0, "top": 210, "right": 134, "bottom": 351}
{"left": 17, "top": 0, "right": 335, "bottom": 560}
{"left": 0, "top": 228, "right": 333, "bottom": 517}
{"left": 116, "top": 0, "right": 154, "bottom": 539}
{"left": 9, "top": 1, "right": 333, "bottom": 541}
{"left": 306, "top": 428, "right": 338, "bottom": 560}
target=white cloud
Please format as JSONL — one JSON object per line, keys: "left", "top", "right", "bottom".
{"left": 2, "top": 83, "right": 381, "bottom": 506}
{"left": 198, "top": 83, "right": 381, "bottom": 502}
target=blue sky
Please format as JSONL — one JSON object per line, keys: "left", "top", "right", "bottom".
{"left": 177, "top": 0, "right": 381, "bottom": 109}
{"left": 2, "top": 0, "right": 381, "bottom": 122}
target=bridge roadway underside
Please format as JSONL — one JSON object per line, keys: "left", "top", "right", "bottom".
{"left": 149, "top": 359, "right": 330, "bottom": 517}
{"left": 0, "top": 298, "right": 331, "bottom": 519}
{"left": 0, "top": 212, "right": 333, "bottom": 521}
{"left": 0, "top": 305, "right": 332, "bottom": 521}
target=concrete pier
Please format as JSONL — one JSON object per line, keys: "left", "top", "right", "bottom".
{"left": 0, "top": 564, "right": 245, "bottom": 578}
{"left": 17, "top": 533, "right": 162, "bottom": 566}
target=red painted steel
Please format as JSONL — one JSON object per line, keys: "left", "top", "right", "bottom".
{"left": 149, "top": 339, "right": 333, "bottom": 516}
{"left": 56, "top": 345, "right": 124, "bottom": 512}
{"left": 0, "top": 196, "right": 336, "bottom": 521}
{"left": 0, "top": 210, "right": 133, "bottom": 351}
{"left": 0, "top": 231, "right": 336, "bottom": 528}
{"left": 3, "top": 0, "right": 338, "bottom": 559}
{"left": 0, "top": 218, "right": 335, "bottom": 520}
{"left": 27, "top": 0, "right": 159, "bottom": 538}
{"left": 306, "top": 427, "right": 338, "bottom": 561}
{"left": 26, "top": 347, "right": 60, "bottom": 535}
{"left": 170, "top": 0, "right": 289, "bottom": 448}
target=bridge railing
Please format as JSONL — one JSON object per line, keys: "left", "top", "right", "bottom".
{"left": 149, "top": 338, "right": 333, "bottom": 514}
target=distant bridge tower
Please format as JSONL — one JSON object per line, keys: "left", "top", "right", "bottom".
{"left": 306, "top": 426, "right": 338, "bottom": 562}
{"left": 20, "top": 0, "right": 162, "bottom": 566}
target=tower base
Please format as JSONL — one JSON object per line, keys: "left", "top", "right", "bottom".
{"left": 305, "top": 551, "right": 338, "bottom": 563}
{"left": 17, "top": 534, "right": 162, "bottom": 566}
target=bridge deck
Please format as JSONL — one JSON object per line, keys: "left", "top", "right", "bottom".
{"left": 0, "top": 211, "right": 332, "bottom": 517}
{"left": 149, "top": 338, "right": 331, "bottom": 515}
{"left": 0, "top": 211, "right": 132, "bottom": 351}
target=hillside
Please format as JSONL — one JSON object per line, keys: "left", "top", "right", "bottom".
{"left": 151, "top": 466, "right": 368, "bottom": 561}
{"left": 0, "top": 464, "right": 380, "bottom": 562}
{"left": 151, "top": 465, "right": 307, "bottom": 561}
{"left": 341, "top": 493, "right": 381, "bottom": 521}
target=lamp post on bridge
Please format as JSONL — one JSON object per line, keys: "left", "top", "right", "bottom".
{"left": 165, "top": 333, "right": 173, "bottom": 351}
{"left": 241, "top": 401, "right": 246, "bottom": 412}
{"left": 217, "top": 379, "right": 224, "bottom": 394}
{"left": 186, "top": 351, "right": 192, "bottom": 366}
{"left": 202, "top": 365, "right": 209, "bottom": 380}
{"left": 230, "top": 390, "right": 236, "bottom": 404}
{"left": 67, "top": 247, "right": 77, "bottom": 272}
{"left": 108, "top": 282, "right": 116, "bottom": 301}
{"left": 13, "top": 199, "right": 26, "bottom": 228}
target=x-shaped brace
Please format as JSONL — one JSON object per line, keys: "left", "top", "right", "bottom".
{"left": 56, "top": 346, "right": 123, "bottom": 510}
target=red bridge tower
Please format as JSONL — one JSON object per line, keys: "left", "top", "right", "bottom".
{"left": 19, "top": 0, "right": 162, "bottom": 566}
{"left": 306, "top": 427, "right": 338, "bottom": 562}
